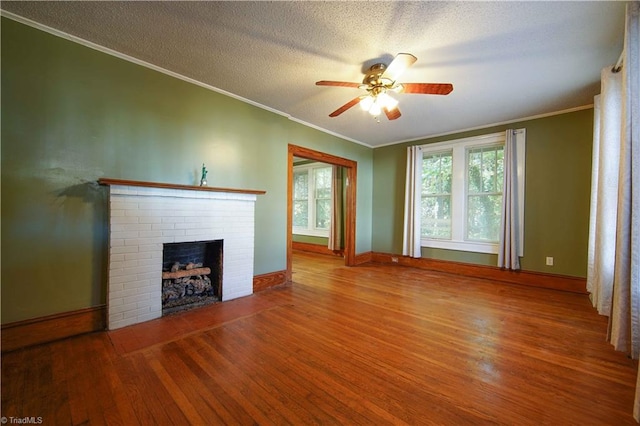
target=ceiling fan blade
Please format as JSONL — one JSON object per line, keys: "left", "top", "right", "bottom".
{"left": 384, "top": 106, "right": 401, "bottom": 120}
{"left": 329, "top": 97, "right": 362, "bottom": 117}
{"left": 401, "top": 83, "right": 453, "bottom": 95}
{"left": 316, "top": 80, "right": 361, "bottom": 88}
{"left": 381, "top": 53, "right": 417, "bottom": 83}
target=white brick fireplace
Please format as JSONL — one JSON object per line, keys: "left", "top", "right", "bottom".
{"left": 100, "top": 179, "right": 264, "bottom": 330}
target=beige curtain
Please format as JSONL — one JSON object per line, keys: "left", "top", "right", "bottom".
{"left": 587, "top": 72, "right": 622, "bottom": 316}
{"left": 328, "top": 166, "right": 343, "bottom": 251}
{"left": 497, "top": 129, "right": 521, "bottom": 270}
{"left": 402, "top": 145, "right": 422, "bottom": 258}
{"left": 588, "top": 2, "right": 640, "bottom": 421}
{"left": 610, "top": 0, "right": 640, "bottom": 357}
{"left": 611, "top": 2, "right": 640, "bottom": 421}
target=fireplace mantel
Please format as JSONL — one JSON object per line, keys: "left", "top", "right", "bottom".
{"left": 98, "top": 177, "right": 266, "bottom": 195}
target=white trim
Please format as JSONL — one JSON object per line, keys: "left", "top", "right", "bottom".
{"left": 373, "top": 104, "right": 593, "bottom": 149}
{"left": 417, "top": 131, "right": 505, "bottom": 151}
{"left": 292, "top": 228, "right": 329, "bottom": 238}
{"left": 422, "top": 239, "right": 498, "bottom": 255}
{"left": 287, "top": 116, "right": 369, "bottom": 147}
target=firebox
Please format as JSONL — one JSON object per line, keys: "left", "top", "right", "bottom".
{"left": 162, "top": 240, "right": 223, "bottom": 315}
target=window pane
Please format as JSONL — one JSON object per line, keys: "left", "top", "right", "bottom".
{"left": 467, "top": 146, "right": 504, "bottom": 194}
{"left": 421, "top": 195, "right": 451, "bottom": 239}
{"left": 315, "top": 199, "right": 331, "bottom": 229}
{"left": 466, "top": 145, "right": 504, "bottom": 242}
{"left": 467, "top": 194, "right": 502, "bottom": 242}
{"left": 422, "top": 151, "right": 452, "bottom": 194}
{"left": 293, "top": 172, "right": 308, "bottom": 199}
{"left": 467, "top": 150, "right": 482, "bottom": 193}
{"left": 314, "top": 167, "right": 332, "bottom": 230}
{"left": 314, "top": 167, "right": 332, "bottom": 199}
{"left": 422, "top": 151, "right": 452, "bottom": 239}
{"left": 293, "top": 200, "right": 308, "bottom": 227}
{"left": 496, "top": 148, "right": 504, "bottom": 188}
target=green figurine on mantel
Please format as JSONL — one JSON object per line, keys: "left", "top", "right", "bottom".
{"left": 200, "top": 163, "right": 208, "bottom": 186}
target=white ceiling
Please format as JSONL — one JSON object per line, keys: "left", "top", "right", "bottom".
{"left": 1, "top": 1, "right": 626, "bottom": 148}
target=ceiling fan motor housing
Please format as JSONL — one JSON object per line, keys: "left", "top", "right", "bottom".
{"left": 363, "top": 63, "right": 393, "bottom": 88}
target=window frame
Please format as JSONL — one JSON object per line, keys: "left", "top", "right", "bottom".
{"left": 292, "top": 162, "right": 332, "bottom": 238}
{"left": 418, "top": 130, "right": 525, "bottom": 255}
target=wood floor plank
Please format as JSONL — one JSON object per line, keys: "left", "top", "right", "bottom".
{"left": 129, "top": 353, "right": 190, "bottom": 425}
{"left": 63, "top": 336, "right": 97, "bottom": 425}
{"left": 96, "top": 336, "right": 144, "bottom": 426}
{"left": 116, "top": 354, "right": 160, "bottom": 425}
{"left": 48, "top": 340, "right": 73, "bottom": 425}
{"left": 1, "top": 348, "right": 25, "bottom": 418}
{"left": 1, "top": 251, "right": 637, "bottom": 425}
{"left": 220, "top": 320, "right": 359, "bottom": 424}
{"left": 19, "top": 345, "right": 52, "bottom": 422}
{"left": 147, "top": 355, "right": 209, "bottom": 425}
{"left": 192, "top": 333, "right": 309, "bottom": 425}
{"left": 160, "top": 341, "right": 243, "bottom": 424}
{"left": 205, "top": 327, "right": 328, "bottom": 425}
{"left": 174, "top": 335, "right": 259, "bottom": 425}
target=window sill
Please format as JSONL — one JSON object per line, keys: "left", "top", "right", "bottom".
{"left": 293, "top": 229, "right": 329, "bottom": 238}
{"left": 421, "top": 239, "right": 498, "bottom": 254}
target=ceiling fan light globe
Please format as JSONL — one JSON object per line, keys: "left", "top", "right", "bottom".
{"left": 369, "top": 102, "right": 382, "bottom": 116}
{"left": 360, "top": 96, "right": 374, "bottom": 111}
{"left": 378, "top": 92, "right": 398, "bottom": 109}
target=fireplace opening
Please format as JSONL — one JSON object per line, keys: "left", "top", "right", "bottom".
{"left": 162, "top": 239, "right": 223, "bottom": 315}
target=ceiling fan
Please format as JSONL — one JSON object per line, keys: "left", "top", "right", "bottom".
{"left": 316, "top": 53, "right": 453, "bottom": 121}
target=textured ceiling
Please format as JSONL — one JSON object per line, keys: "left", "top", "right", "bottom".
{"left": 1, "top": 1, "right": 626, "bottom": 147}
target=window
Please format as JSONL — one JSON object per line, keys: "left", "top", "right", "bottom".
{"left": 466, "top": 145, "right": 504, "bottom": 243}
{"left": 419, "top": 131, "right": 525, "bottom": 254}
{"left": 421, "top": 151, "right": 453, "bottom": 239}
{"left": 293, "top": 163, "right": 332, "bottom": 237}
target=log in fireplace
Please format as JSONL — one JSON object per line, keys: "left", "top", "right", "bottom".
{"left": 162, "top": 240, "right": 223, "bottom": 315}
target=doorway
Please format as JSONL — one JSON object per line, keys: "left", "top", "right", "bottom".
{"left": 287, "top": 144, "right": 357, "bottom": 281}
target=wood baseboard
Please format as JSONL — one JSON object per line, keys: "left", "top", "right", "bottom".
{"left": 1, "top": 305, "right": 106, "bottom": 352}
{"left": 253, "top": 270, "right": 288, "bottom": 292}
{"left": 354, "top": 251, "right": 373, "bottom": 265}
{"left": 1, "top": 268, "right": 289, "bottom": 352}
{"left": 370, "top": 252, "right": 587, "bottom": 294}
{"left": 292, "top": 241, "right": 344, "bottom": 257}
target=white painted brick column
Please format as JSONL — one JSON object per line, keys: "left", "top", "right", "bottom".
{"left": 105, "top": 184, "right": 257, "bottom": 330}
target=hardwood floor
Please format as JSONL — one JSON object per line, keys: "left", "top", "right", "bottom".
{"left": 2, "top": 251, "right": 638, "bottom": 425}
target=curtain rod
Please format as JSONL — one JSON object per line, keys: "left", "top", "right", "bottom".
{"left": 612, "top": 51, "right": 624, "bottom": 73}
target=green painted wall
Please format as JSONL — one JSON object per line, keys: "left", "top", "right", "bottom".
{"left": 1, "top": 18, "right": 373, "bottom": 323}
{"left": 372, "top": 109, "right": 593, "bottom": 278}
